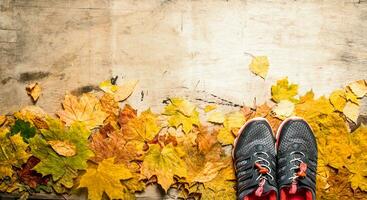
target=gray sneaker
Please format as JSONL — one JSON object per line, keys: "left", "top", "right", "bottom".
{"left": 276, "top": 117, "right": 318, "bottom": 200}
{"left": 233, "top": 118, "right": 278, "bottom": 200}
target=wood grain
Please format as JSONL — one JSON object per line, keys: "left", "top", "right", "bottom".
{"left": 0, "top": 0, "right": 367, "bottom": 199}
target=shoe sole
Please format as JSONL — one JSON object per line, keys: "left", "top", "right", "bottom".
{"left": 275, "top": 116, "right": 306, "bottom": 151}
{"left": 232, "top": 117, "right": 272, "bottom": 160}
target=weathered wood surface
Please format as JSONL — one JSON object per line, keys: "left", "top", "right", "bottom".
{"left": 1, "top": 0, "right": 367, "bottom": 199}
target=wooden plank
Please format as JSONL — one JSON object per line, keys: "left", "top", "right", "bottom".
{"left": 0, "top": 0, "right": 367, "bottom": 199}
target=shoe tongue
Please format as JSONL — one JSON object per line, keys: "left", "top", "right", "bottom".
{"left": 254, "top": 180, "right": 276, "bottom": 197}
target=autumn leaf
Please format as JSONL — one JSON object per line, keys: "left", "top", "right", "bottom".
{"left": 271, "top": 77, "right": 298, "bottom": 103}
{"left": 99, "top": 79, "right": 138, "bottom": 102}
{"left": 57, "top": 93, "right": 108, "bottom": 129}
{"left": 90, "top": 130, "right": 141, "bottom": 167}
{"left": 10, "top": 119, "right": 37, "bottom": 142}
{"left": 272, "top": 100, "right": 294, "bottom": 119}
{"left": 343, "top": 101, "right": 360, "bottom": 124}
{"left": 78, "top": 157, "right": 134, "bottom": 200}
{"left": 26, "top": 82, "right": 41, "bottom": 102}
{"left": 29, "top": 119, "right": 93, "bottom": 191}
{"left": 163, "top": 98, "right": 200, "bottom": 133}
{"left": 249, "top": 56, "right": 269, "bottom": 79}
{"left": 17, "top": 156, "right": 49, "bottom": 189}
{"left": 142, "top": 144, "right": 187, "bottom": 191}
{"left": 217, "top": 111, "right": 245, "bottom": 145}
{"left": 99, "top": 93, "right": 120, "bottom": 125}
{"left": 207, "top": 111, "right": 225, "bottom": 124}
{"left": 329, "top": 89, "right": 346, "bottom": 112}
{"left": 122, "top": 109, "right": 161, "bottom": 151}
{"left": 348, "top": 80, "right": 367, "bottom": 98}
{"left": 204, "top": 104, "right": 217, "bottom": 113}
{"left": 0, "top": 115, "right": 6, "bottom": 126}
{"left": 99, "top": 79, "right": 119, "bottom": 93}
{"left": 0, "top": 128, "right": 31, "bottom": 179}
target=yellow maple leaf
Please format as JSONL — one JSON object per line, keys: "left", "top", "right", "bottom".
{"left": 343, "top": 101, "right": 359, "bottom": 124}
{"left": 47, "top": 140, "right": 76, "bottom": 157}
{"left": 99, "top": 79, "right": 138, "bottom": 102}
{"left": 122, "top": 109, "right": 161, "bottom": 148}
{"left": 163, "top": 98, "right": 200, "bottom": 133}
{"left": 204, "top": 104, "right": 217, "bottom": 113}
{"left": 348, "top": 80, "right": 367, "bottom": 98}
{"left": 272, "top": 100, "right": 294, "bottom": 119}
{"left": 0, "top": 128, "right": 31, "bottom": 179}
{"left": 207, "top": 111, "right": 225, "bottom": 124}
{"left": 249, "top": 56, "right": 269, "bottom": 79}
{"left": 329, "top": 89, "right": 346, "bottom": 112}
{"left": 26, "top": 82, "right": 42, "bottom": 102}
{"left": 78, "top": 157, "right": 133, "bottom": 200}
{"left": 217, "top": 111, "right": 245, "bottom": 145}
{"left": 57, "top": 93, "right": 108, "bottom": 129}
{"left": 141, "top": 144, "right": 187, "bottom": 191}
{"left": 271, "top": 77, "right": 298, "bottom": 103}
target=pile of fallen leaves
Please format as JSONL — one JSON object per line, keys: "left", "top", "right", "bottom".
{"left": 0, "top": 77, "right": 366, "bottom": 200}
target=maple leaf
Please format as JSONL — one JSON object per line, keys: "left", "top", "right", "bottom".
{"left": 271, "top": 77, "right": 298, "bottom": 103}
{"left": 343, "top": 101, "right": 360, "bottom": 124}
{"left": 319, "top": 168, "right": 367, "bottom": 200}
{"left": 118, "top": 104, "right": 137, "bottom": 127}
{"left": 204, "top": 104, "right": 217, "bottom": 113}
{"left": 346, "top": 126, "right": 367, "bottom": 191}
{"left": 78, "top": 157, "right": 134, "bottom": 200}
{"left": 141, "top": 144, "right": 187, "bottom": 191}
{"left": 57, "top": 93, "right": 108, "bottom": 129}
{"left": 99, "top": 93, "right": 120, "bottom": 125}
{"left": 272, "top": 100, "right": 294, "bottom": 119}
{"left": 10, "top": 119, "right": 37, "bottom": 142}
{"left": 26, "top": 82, "right": 41, "bottom": 102}
{"left": 190, "top": 162, "right": 236, "bottom": 200}
{"left": 122, "top": 109, "right": 161, "bottom": 152}
{"left": 249, "top": 56, "right": 269, "bottom": 79}
{"left": 99, "top": 79, "right": 138, "bottom": 102}
{"left": 163, "top": 98, "right": 200, "bottom": 133}
{"left": 329, "top": 89, "right": 347, "bottom": 112}
{"left": 17, "top": 156, "right": 49, "bottom": 189}
{"left": 348, "top": 80, "right": 367, "bottom": 98}
{"left": 90, "top": 130, "right": 141, "bottom": 167}
{"left": 207, "top": 111, "right": 225, "bottom": 124}
{"left": 217, "top": 111, "right": 245, "bottom": 145}
{"left": 0, "top": 128, "right": 31, "bottom": 179}
{"left": 29, "top": 119, "right": 93, "bottom": 191}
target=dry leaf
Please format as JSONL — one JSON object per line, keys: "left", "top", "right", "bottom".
{"left": 114, "top": 80, "right": 138, "bottom": 102}
{"left": 348, "top": 80, "right": 367, "bottom": 98}
{"left": 26, "top": 83, "right": 41, "bottom": 102}
{"left": 57, "top": 93, "right": 108, "bottom": 129}
{"left": 329, "top": 89, "right": 346, "bottom": 112}
{"left": 142, "top": 144, "right": 187, "bottom": 191}
{"left": 271, "top": 77, "right": 298, "bottom": 103}
{"left": 249, "top": 56, "right": 269, "bottom": 79}
{"left": 79, "top": 158, "right": 134, "bottom": 200}
{"left": 47, "top": 140, "right": 77, "bottom": 157}
{"left": 204, "top": 105, "right": 217, "bottom": 113}
{"left": 343, "top": 102, "right": 359, "bottom": 124}
{"left": 99, "top": 79, "right": 119, "bottom": 93}
{"left": 272, "top": 100, "right": 294, "bottom": 119}
{"left": 207, "top": 111, "right": 225, "bottom": 124}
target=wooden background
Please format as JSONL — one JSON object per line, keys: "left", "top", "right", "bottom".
{"left": 1, "top": 0, "right": 367, "bottom": 199}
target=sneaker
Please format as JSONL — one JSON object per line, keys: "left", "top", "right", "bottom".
{"left": 276, "top": 117, "right": 317, "bottom": 200}
{"left": 233, "top": 118, "right": 278, "bottom": 200}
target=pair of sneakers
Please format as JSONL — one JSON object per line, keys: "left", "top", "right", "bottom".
{"left": 233, "top": 117, "right": 317, "bottom": 200}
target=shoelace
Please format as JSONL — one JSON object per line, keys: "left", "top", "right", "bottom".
{"left": 253, "top": 152, "right": 274, "bottom": 197}
{"left": 288, "top": 151, "right": 308, "bottom": 194}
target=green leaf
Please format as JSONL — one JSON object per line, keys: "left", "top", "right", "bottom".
{"left": 10, "top": 119, "right": 37, "bottom": 142}
{"left": 29, "top": 118, "right": 94, "bottom": 192}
